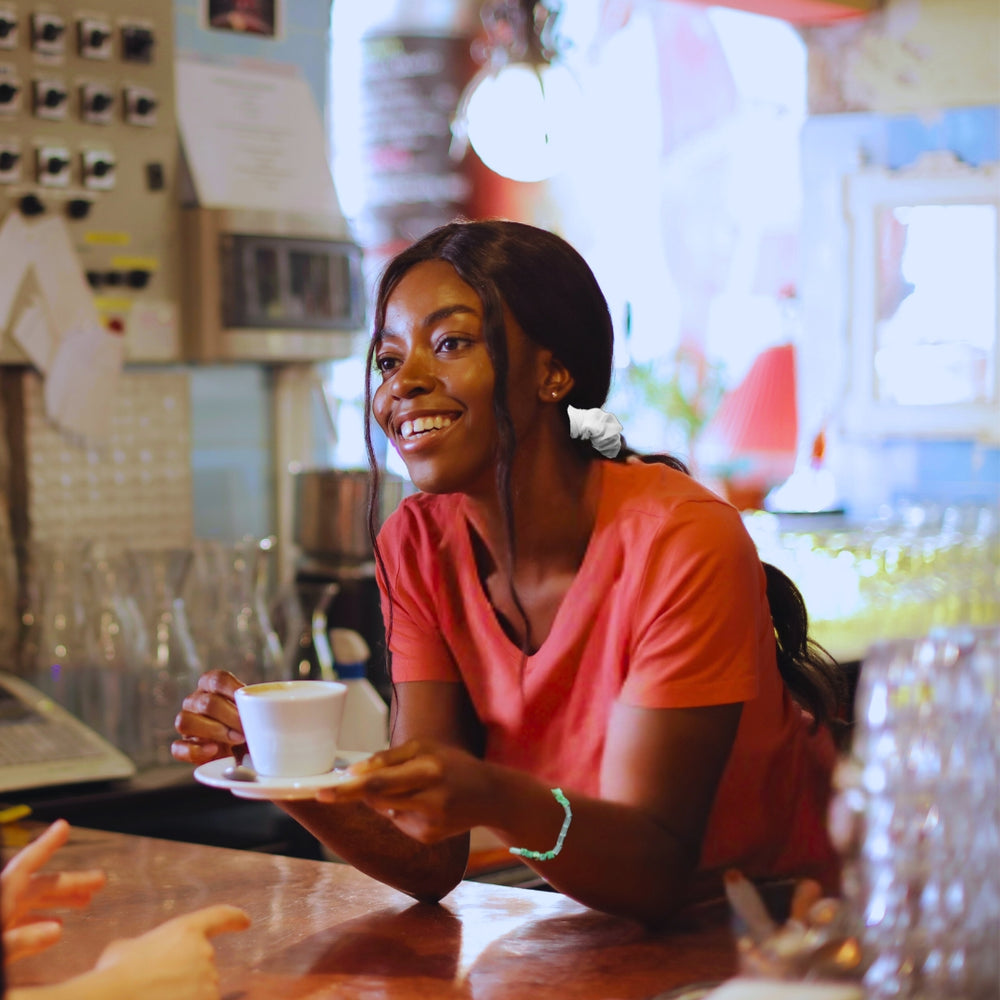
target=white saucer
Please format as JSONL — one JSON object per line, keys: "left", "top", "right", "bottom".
{"left": 193, "top": 751, "right": 372, "bottom": 800}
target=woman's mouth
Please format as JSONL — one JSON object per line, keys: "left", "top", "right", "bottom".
{"left": 398, "top": 414, "right": 456, "bottom": 441}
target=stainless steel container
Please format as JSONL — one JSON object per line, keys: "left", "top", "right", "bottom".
{"left": 292, "top": 469, "right": 404, "bottom": 562}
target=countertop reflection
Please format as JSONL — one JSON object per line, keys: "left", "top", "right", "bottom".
{"left": 7, "top": 825, "right": 736, "bottom": 998}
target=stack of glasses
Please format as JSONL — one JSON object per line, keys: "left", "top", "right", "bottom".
{"left": 835, "top": 626, "right": 999, "bottom": 998}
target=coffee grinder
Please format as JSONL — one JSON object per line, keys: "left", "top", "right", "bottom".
{"left": 286, "top": 469, "right": 405, "bottom": 701}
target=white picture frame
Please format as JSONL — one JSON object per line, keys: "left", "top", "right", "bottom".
{"left": 845, "top": 151, "right": 1000, "bottom": 441}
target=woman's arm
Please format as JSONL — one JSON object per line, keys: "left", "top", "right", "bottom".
{"left": 496, "top": 700, "right": 742, "bottom": 923}
{"left": 280, "top": 680, "right": 483, "bottom": 901}
{"left": 173, "top": 673, "right": 483, "bottom": 903}
{"left": 319, "top": 694, "right": 742, "bottom": 926}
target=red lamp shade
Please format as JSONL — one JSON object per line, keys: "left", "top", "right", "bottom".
{"left": 676, "top": 0, "right": 876, "bottom": 25}
{"left": 701, "top": 343, "right": 799, "bottom": 509}
{"left": 709, "top": 343, "right": 798, "bottom": 456}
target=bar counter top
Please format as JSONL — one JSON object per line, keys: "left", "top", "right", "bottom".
{"left": 7, "top": 825, "right": 737, "bottom": 999}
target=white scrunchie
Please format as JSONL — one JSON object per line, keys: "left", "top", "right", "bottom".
{"left": 566, "top": 405, "right": 623, "bottom": 458}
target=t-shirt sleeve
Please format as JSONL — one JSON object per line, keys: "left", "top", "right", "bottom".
{"left": 619, "top": 498, "right": 766, "bottom": 709}
{"left": 375, "top": 502, "right": 462, "bottom": 684}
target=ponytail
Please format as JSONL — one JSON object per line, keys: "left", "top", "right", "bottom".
{"left": 762, "top": 562, "right": 845, "bottom": 731}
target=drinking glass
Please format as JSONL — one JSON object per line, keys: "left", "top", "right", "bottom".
{"left": 841, "top": 628, "right": 1000, "bottom": 999}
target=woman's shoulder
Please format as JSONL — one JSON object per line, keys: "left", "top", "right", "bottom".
{"left": 379, "top": 490, "right": 464, "bottom": 551}
{"left": 602, "top": 459, "right": 735, "bottom": 520}
{"left": 599, "top": 460, "right": 753, "bottom": 561}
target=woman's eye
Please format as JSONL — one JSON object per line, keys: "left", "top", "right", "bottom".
{"left": 375, "top": 355, "right": 399, "bottom": 375}
{"left": 438, "top": 335, "right": 469, "bottom": 353}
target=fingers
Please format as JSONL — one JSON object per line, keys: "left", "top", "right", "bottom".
{"left": 170, "top": 738, "right": 225, "bottom": 765}
{"left": 3, "top": 820, "right": 71, "bottom": 884}
{"left": 10, "top": 869, "right": 107, "bottom": 913}
{"left": 172, "top": 675, "right": 246, "bottom": 764}
{"left": 346, "top": 739, "right": 420, "bottom": 775}
{"left": 3, "top": 920, "right": 63, "bottom": 963}
{"left": 175, "top": 694, "right": 243, "bottom": 741}
{"left": 1, "top": 822, "right": 106, "bottom": 927}
{"left": 168, "top": 904, "right": 251, "bottom": 938}
{"left": 199, "top": 671, "right": 246, "bottom": 699}
{"left": 318, "top": 754, "right": 439, "bottom": 804}
{"left": 789, "top": 879, "right": 823, "bottom": 924}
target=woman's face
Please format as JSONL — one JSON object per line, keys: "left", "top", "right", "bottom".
{"left": 372, "top": 260, "right": 544, "bottom": 496}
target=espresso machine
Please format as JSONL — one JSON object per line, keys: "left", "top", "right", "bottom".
{"left": 283, "top": 469, "right": 405, "bottom": 701}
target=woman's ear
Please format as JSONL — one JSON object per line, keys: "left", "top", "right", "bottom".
{"left": 538, "top": 356, "right": 575, "bottom": 403}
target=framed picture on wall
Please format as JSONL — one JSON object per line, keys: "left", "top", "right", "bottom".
{"left": 202, "top": 0, "right": 280, "bottom": 39}
{"left": 845, "top": 152, "right": 1000, "bottom": 442}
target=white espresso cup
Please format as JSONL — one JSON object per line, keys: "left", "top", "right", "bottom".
{"left": 235, "top": 680, "right": 347, "bottom": 778}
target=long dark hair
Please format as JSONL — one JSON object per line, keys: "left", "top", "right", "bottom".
{"left": 365, "top": 219, "right": 844, "bottom": 731}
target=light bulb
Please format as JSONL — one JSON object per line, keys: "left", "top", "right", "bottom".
{"left": 464, "top": 62, "right": 583, "bottom": 183}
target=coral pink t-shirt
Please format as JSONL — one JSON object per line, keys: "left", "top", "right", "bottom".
{"left": 377, "top": 461, "right": 838, "bottom": 890}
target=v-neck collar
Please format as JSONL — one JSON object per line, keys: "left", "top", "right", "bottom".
{"left": 454, "top": 463, "right": 609, "bottom": 664}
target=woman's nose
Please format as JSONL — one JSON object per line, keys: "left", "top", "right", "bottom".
{"left": 391, "top": 351, "right": 436, "bottom": 397}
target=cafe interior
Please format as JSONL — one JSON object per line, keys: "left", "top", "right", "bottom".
{"left": 0, "top": 0, "right": 996, "bottom": 997}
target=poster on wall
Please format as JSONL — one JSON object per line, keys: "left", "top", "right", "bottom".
{"left": 202, "top": 0, "right": 280, "bottom": 39}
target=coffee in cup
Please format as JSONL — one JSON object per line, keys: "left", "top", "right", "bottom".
{"left": 235, "top": 680, "right": 347, "bottom": 778}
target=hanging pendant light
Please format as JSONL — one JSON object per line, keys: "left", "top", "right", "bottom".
{"left": 451, "top": 0, "right": 583, "bottom": 184}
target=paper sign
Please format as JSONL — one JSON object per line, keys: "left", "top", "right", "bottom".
{"left": 176, "top": 55, "right": 341, "bottom": 215}
{"left": 0, "top": 213, "right": 123, "bottom": 441}
{"left": 11, "top": 296, "right": 56, "bottom": 372}
{"left": 27, "top": 217, "right": 102, "bottom": 335}
{"left": 44, "top": 323, "right": 124, "bottom": 442}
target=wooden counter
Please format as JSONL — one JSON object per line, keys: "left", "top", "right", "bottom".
{"left": 6, "top": 826, "right": 737, "bottom": 999}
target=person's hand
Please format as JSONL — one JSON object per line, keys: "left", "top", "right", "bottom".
{"left": 171, "top": 670, "right": 246, "bottom": 766}
{"left": 2, "top": 820, "right": 106, "bottom": 963}
{"left": 316, "top": 738, "right": 491, "bottom": 842}
{"left": 89, "top": 904, "right": 250, "bottom": 1000}
{"left": 728, "top": 872, "right": 861, "bottom": 981}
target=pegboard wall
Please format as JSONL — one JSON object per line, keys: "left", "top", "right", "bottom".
{"left": 22, "top": 368, "right": 193, "bottom": 548}
{"left": 0, "top": 0, "right": 181, "bottom": 362}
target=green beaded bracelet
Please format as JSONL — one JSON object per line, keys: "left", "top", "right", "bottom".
{"left": 508, "top": 787, "right": 573, "bottom": 862}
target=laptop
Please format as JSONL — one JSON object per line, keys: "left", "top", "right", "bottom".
{"left": 0, "top": 672, "right": 136, "bottom": 793}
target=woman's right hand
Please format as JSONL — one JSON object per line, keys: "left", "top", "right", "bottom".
{"left": 171, "top": 671, "right": 246, "bottom": 766}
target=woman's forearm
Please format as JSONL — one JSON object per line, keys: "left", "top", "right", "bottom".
{"left": 279, "top": 799, "right": 469, "bottom": 902}
{"left": 479, "top": 764, "right": 699, "bottom": 927}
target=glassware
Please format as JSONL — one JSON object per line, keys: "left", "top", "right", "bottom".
{"left": 128, "top": 547, "right": 202, "bottom": 768}
{"left": 839, "top": 628, "right": 1000, "bottom": 999}
{"left": 29, "top": 540, "right": 90, "bottom": 720}
{"left": 204, "top": 536, "right": 283, "bottom": 686}
{"left": 81, "top": 544, "right": 148, "bottom": 759}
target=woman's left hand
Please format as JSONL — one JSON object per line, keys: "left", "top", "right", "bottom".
{"left": 2, "top": 819, "right": 107, "bottom": 963}
{"left": 316, "top": 739, "right": 492, "bottom": 843}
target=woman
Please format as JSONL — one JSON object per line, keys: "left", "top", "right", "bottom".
{"left": 173, "top": 220, "right": 843, "bottom": 927}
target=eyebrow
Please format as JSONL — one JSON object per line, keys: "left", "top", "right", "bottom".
{"left": 378, "top": 304, "right": 480, "bottom": 341}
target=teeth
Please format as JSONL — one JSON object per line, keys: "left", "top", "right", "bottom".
{"left": 400, "top": 415, "right": 453, "bottom": 440}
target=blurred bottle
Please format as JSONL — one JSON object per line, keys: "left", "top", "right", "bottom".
{"left": 330, "top": 628, "right": 388, "bottom": 753}
{"left": 837, "top": 627, "right": 999, "bottom": 999}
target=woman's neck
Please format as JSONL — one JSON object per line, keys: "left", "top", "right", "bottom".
{"left": 463, "top": 445, "right": 603, "bottom": 580}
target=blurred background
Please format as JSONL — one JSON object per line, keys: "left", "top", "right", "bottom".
{"left": 0, "top": 0, "right": 996, "bottom": 751}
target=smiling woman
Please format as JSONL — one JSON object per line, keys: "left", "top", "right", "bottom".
{"left": 173, "top": 220, "right": 844, "bottom": 928}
